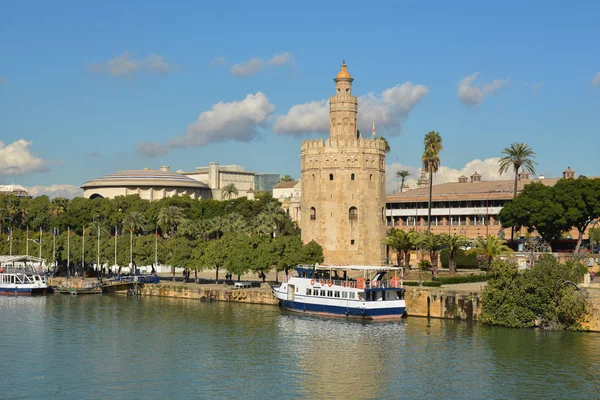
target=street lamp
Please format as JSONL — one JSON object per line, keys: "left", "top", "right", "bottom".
{"left": 442, "top": 195, "right": 451, "bottom": 235}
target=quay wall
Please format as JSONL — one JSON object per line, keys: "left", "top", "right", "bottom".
{"left": 139, "top": 283, "right": 278, "bottom": 306}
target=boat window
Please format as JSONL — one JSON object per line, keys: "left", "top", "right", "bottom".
{"left": 306, "top": 288, "right": 312, "bottom": 295}
{"left": 396, "top": 291, "right": 404, "bottom": 300}
{"left": 334, "top": 291, "right": 340, "bottom": 298}
{"left": 349, "top": 292, "right": 355, "bottom": 299}
{"left": 327, "top": 290, "right": 333, "bottom": 297}
{"left": 320, "top": 290, "right": 326, "bottom": 296}
{"left": 342, "top": 291, "right": 348, "bottom": 298}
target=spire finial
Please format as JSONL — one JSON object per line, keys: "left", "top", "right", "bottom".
{"left": 342, "top": 59, "right": 346, "bottom": 65}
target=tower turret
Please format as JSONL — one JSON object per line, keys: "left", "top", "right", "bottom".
{"left": 330, "top": 61, "right": 359, "bottom": 140}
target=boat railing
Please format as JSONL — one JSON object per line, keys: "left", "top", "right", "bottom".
{"left": 285, "top": 275, "right": 403, "bottom": 289}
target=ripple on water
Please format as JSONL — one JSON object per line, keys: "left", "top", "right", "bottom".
{"left": 1, "top": 295, "right": 599, "bottom": 399}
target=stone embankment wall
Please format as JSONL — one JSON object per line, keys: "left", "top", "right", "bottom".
{"left": 48, "top": 277, "right": 94, "bottom": 289}
{"left": 140, "top": 284, "right": 278, "bottom": 306}
{"left": 404, "top": 287, "right": 483, "bottom": 320}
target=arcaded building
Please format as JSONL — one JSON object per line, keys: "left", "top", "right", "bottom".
{"left": 81, "top": 166, "right": 210, "bottom": 200}
{"left": 300, "top": 62, "right": 387, "bottom": 266}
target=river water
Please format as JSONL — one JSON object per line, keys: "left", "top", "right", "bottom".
{"left": 1, "top": 295, "right": 598, "bottom": 399}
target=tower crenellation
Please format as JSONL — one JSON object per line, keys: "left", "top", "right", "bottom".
{"left": 300, "top": 62, "right": 387, "bottom": 266}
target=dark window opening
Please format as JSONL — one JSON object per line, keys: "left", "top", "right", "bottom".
{"left": 349, "top": 207, "right": 358, "bottom": 221}
{"left": 310, "top": 207, "right": 316, "bottom": 221}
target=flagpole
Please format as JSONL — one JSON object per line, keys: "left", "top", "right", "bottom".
{"left": 67, "top": 227, "right": 70, "bottom": 277}
{"left": 114, "top": 225, "right": 117, "bottom": 273}
{"left": 26, "top": 226, "right": 29, "bottom": 256}
{"left": 130, "top": 228, "right": 133, "bottom": 274}
{"left": 97, "top": 224, "right": 100, "bottom": 281}
{"left": 155, "top": 227, "right": 158, "bottom": 271}
{"left": 52, "top": 227, "right": 56, "bottom": 272}
{"left": 82, "top": 226, "right": 85, "bottom": 279}
{"left": 39, "top": 227, "right": 42, "bottom": 260}
{"left": 9, "top": 227, "right": 12, "bottom": 256}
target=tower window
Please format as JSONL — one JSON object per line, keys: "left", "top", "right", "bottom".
{"left": 349, "top": 207, "right": 358, "bottom": 221}
{"left": 310, "top": 207, "right": 316, "bottom": 221}
{"left": 312, "top": 174, "right": 315, "bottom": 181}
{"left": 351, "top": 240, "right": 355, "bottom": 245}
{"left": 351, "top": 173, "right": 355, "bottom": 180}
{"left": 346, "top": 88, "right": 349, "bottom": 92}
{"left": 329, "top": 174, "right": 334, "bottom": 181}
{"left": 370, "top": 174, "right": 373, "bottom": 181}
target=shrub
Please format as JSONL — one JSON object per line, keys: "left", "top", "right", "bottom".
{"left": 435, "top": 275, "right": 490, "bottom": 285}
{"left": 403, "top": 281, "right": 442, "bottom": 287}
{"left": 440, "top": 248, "right": 479, "bottom": 269}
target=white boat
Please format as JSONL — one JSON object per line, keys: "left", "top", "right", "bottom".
{"left": 272, "top": 264, "right": 406, "bottom": 320}
{"left": 0, "top": 270, "right": 49, "bottom": 296}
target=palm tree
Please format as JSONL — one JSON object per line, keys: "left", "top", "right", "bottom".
{"left": 418, "top": 232, "right": 446, "bottom": 279}
{"left": 384, "top": 228, "right": 417, "bottom": 269}
{"left": 208, "top": 216, "right": 225, "bottom": 240}
{"left": 470, "top": 235, "right": 512, "bottom": 272}
{"left": 222, "top": 212, "right": 249, "bottom": 234}
{"left": 444, "top": 234, "right": 471, "bottom": 276}
{"left": 379, "top": 136, "right": 391, "bottom": 153}
{"left": 221, "top": 183, "right": 239, "bottom": 200}
{"left": 498, "top": 142, "right": 537, "bottom": 241}
{"left": 279, "top": 175, "right": 294, "bottom": 182}
{"left": 254, "top": 202, "right": 286, "bottom": 237}
{"left": 396, "top": 170, "right": 410, "bottom": 192}
{"left": 158, "top": 206, "right": 187, "bottom": 236}
{"left": 422, "top": 131, "right": 443, "bottom": 234}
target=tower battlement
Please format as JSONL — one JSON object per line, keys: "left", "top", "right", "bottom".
{"left": 301, "top": 137, "right": 387, "bottom": 151}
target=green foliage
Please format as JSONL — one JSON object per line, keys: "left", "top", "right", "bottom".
{"left": 469, "top": 235, "right": 512, "bottom": 271}
{"left": 590, "top": 227, "right": 600, "bottom": 246}
{"left": 417, "top": 259, "right": 432, "bottom": 271}
{"left": 435, "top": 275, "right": 489, "bottom": 285}
{"left": 440, "top": 248, "right": 479, "bottom": 269}
{"left": 480, "top": 256, "right": 590, "bottom": 330}
{"left": 403, "top": 281, "right": 442, "bottom": 287}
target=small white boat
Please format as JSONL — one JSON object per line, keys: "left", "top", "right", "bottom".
{"left": 0, "top": 270, "right": 48, "bottom": 296}
{"left": 272, "top": 264, "right": 406, "bottom": 320}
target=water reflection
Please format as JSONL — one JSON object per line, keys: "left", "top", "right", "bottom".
{"left": 0, "top": 295, "right": 598, "bottom": 399}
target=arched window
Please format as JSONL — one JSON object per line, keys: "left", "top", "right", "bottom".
{"left": 349, "top": 207, "right": 358, "bottom": 221}
{"left": 312, "top": 174, "right": 315, "bottom": 181}
{"left": 351, "top": 173, "right": 355, "bottom": 181}
{"left": 310, "top": 207, "right": 316, "bottom": 221}
{"left": 329, "top": 174, "right": 334, "bottom": 181}
{"left": 369, "top": 174, "right": 373, "bottom": 181}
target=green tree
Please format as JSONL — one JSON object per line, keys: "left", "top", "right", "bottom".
{"left": 378, "top": 136, "right": 391, "bottom": 153}
{"left": 396, "top": 170, "right": 410, "bottom": 192}
{"left": 158, "top": 205, "right": 187, "bottom": 236}
{"left": 498, "top": 182, "right": 569, "bottom": 250}
{"left": 470, "top": 235, "right": 512, "bottom": 271}
{"left": 481, "top": 256, "right": 588, "bottom": 330}
{"left": 444, "top": 233, "right": 471, "bottom": 276}
{"left": 384, "top": 228, "right": 416, "bottom": 269}
{"left": 221, "top": 183, "right": 239, "bottom": 200}
{"left": 422, "top": 131, "right": 443, "bottom": 233}
{"left": 553, "top": 177, "right": 600, "bottom": 253}
{"left": 279, "top": 175, "right": 294, "bottom": 182}
{"left": 418, "top": 232, "right": 445, "bottom": 278}
{"left": 498, "top": 142, "right": 538, "bottom": 240}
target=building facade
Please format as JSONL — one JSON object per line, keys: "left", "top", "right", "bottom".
{"left": 385, "top": 168, "right": 584, "bottom": 239}
{"left": 300, "top": 62, "right": 387, "bottom": 265}
{"left": 81, "top": 166, "right": 210, "bottom": 200}
{"left": 255, "top": 173, "right": 281, "bottom": 194}
{"left": 273, "top": 180, "right": 301, "bottom": 222}
{"left": 0, "top": 184, "right": 31, "bottom": 198}
{"left": 182, "top": 162, "right": 256, "bottom": 200}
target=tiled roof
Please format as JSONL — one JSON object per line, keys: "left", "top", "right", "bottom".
{"left": 81, "top": 169, "right": 208, "bottom": 189}
{"left": 386, "top": 178, "right": 560, "bottom": 202}
{"left": 273, "top": 180, "right": 299, "bottom": 189}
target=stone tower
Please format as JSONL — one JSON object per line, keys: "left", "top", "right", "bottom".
{"left": 300, "top": 62, "right": 387, "bottom": 266}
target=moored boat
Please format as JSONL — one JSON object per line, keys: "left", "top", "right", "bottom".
{"left": 272, "top": 264, "right": 406, "bottom": 320}
{"left": 0, "top": 270, "right": 49, "bottom": 296}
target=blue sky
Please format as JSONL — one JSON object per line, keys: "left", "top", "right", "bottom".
{"left": 1, "top": 0, "right": 599, "bottom": 197}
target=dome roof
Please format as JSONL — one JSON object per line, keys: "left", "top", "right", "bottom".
{"left": 335, "top": 62, "right": 352, "bottom": 80}
{"left": 81, "top": 169, "right": 208, "bottom": 189}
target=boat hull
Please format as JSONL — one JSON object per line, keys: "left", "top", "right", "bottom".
{"left": 0, "top": 287, "right": 47, "bottom": 296}
{"left": 279, "top": 298, "right": 405, "bottom": 320}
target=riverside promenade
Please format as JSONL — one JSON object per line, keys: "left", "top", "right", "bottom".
{"left": 49, "top": 270, "right": 600, "bottom": 331}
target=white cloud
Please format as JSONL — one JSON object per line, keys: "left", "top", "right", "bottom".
{"left": 210, "top": 56, "right": 226, "bottom": 65}
{"left": 592, "top": 72, "right": 600, "bottom": 87}
{"left": 90, "top": 51, "right": 174, "bottom": 78}
{"left": 26, "top": 184, "right": 83, "bottom": 199}
{"left": 231, "top": 57, "right": 264, "bottom": 77}
{"left": 136, "top": 141, "right": 169, "bottom": 158}
{"left": 457, "top": 72, "right": 509, "bottom": 106}
{"left": 230, "top": 52, "right": 294, "bottom": 77}
{"left": 273, "top": 82, "right": 429, "bottom": 136}
{"left": 0, "top": 140, "right": 48, "bottom": 176}
{"left": 273, "top": 100, "right": 329, "bottom": 136}
{"left": 137, "top": 92, "right": 275, "bottom": 157}
{"left": 386, "top": 157, "right": 512, "bottom": 194}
